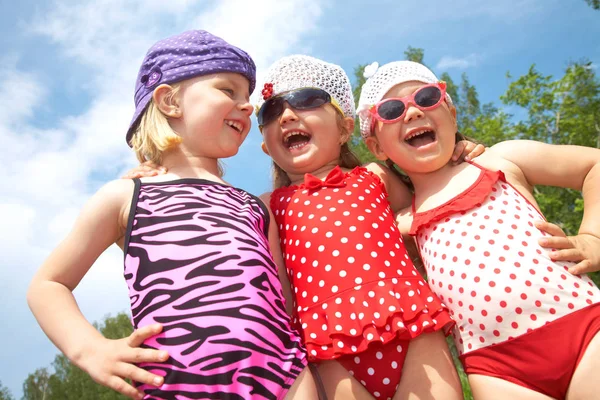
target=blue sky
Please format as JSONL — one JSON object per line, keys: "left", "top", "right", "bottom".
{"left": 1, "top": 0, "right": 598, "bottom": 397}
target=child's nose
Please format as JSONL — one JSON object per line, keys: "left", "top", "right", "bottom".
{"left": 404, "top": 102, "right": 424, "bottom": 122}
{"left": 239, "top": 100, "right": 254, "bottom": 116}
{"left": 280, "top": 104, "right": 298, "bottom": 124}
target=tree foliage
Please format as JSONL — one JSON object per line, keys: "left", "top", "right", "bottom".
{"left": 585, "top": 0, "right": 599, "bottom": 10}
{"left": 0, "top": 381, "right": 14, "bottom": 400}
{"left": 22, "top": 313, "right": 134, "bottom": 400}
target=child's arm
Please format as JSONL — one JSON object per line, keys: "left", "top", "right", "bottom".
{"left": 365, "top": 162, "right": 413, "bottom": 212}
{"left": 491, "top": 140, "right": 600, "bottom": 275}
{"left": 27, "top": 180, "right": 167, "bottom": 399}
{"left": 259, "top": 192, "right": 295, "bottom": 316}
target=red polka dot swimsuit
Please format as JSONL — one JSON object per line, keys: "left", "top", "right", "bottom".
{"left": 271, "top": 166, "right": 454, "bottom": 399}
{"left": 409, "top": 162, "right": 600, "bottom": 357}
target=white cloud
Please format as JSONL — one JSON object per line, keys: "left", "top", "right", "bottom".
{"left": 1, "top": 0, "right": 324, "bottom": 395}
{"left": 436, "top": 53, "right": 481, "bottom": 70}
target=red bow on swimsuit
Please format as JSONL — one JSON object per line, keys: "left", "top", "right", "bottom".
{"left": 304, "top": 166, "right": 346, "bottom": 190}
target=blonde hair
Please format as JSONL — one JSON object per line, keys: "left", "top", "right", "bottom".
{"left": 271, "top": 111, "right": 362, "bottom": 189}
{"left": 129, "top": 85, "right": 183, "bottom": 165}
{"left": 128, "top": 83, "right": 225, "bottom": 176}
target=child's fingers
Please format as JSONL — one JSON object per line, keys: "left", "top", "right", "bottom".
{"left": 466, "top": 144, "right": 486, "bottom": 160}
{"left": 127, "top": 324, "right": 163, "bottom": 347}
{"left": 534, "top": 220, "right": 567, "bottom": 238}
{"left": 538, "top": 236, "right": 573, "bottom": 249}
{"left": 568, "top": 259, "right": 593, "bottom": 275}
{"left": 117, "top": 361, "right": 164, "bottom": 388}
{"left": 451, "top": 141, "right": 466, "bottom": 161}
{"left": 549, "top": 248, "right": 584, "bottom": 262}
{"left": 106, "top": 375, "right": 144, "bottom": 399}
{"left": 128, "top": 348, "right": 169, "bottom": 364}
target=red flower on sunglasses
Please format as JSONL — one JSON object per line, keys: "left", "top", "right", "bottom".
{"left": 261, "top": 83, "right": 274, "bottom": 100}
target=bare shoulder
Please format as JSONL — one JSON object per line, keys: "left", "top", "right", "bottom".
{"left": 469, "top": 145, "right": 529, "bottom": 187}
{"left": 395, "top": 206, "right": 414, "bottom": 236}
{"left": 92, "top": 179, "right": 136, "bottom": 229}
{"left": 258, "top": 191, "right": 273, "bottom": 205}
{"left": 364, "top": 161, "right": 388, "bottom": 177}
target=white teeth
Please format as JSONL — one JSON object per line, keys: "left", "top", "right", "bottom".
{"left": 226, "top": 120, "right": 242, "bottom": 132}
{"left": 283, "top": 131, "right": 310, "bottom": 143}
{"left": 406, "top": 129, "right": 432, "bottom": 140}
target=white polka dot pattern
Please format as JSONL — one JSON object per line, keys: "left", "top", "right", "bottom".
{"left": 271, "top": 166, "right": 454, "bottom": 360}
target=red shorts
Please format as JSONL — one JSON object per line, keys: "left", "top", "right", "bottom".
{"left": 338, "top": 338, "right": 409, "bottom": 400}
{"left": 461, "top": 303, "right": 600, "bottom": 399}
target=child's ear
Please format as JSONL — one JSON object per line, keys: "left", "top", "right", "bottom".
{"left": 448, "top": 103, "right": 457, "bottom": 126}
{"left": 153, "top": 84, "right": 181, "bottom": 118}
{"left": 365, "top": 136, "right": 388, "bottom": 161}
{"left": 339, "top": 117, "right": 355, "bottom": 144}
{"left": 261, "top": 142, "right": 270, "bottom": 156}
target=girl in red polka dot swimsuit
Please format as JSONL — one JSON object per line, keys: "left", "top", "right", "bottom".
{"left": 359, "top": 60, "right": 600, "bottom": 400}
{"left": 255, "top": 55, "right": 485, "bottom": 400}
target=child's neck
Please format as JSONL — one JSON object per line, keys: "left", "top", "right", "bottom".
{"left": 408, "top": 161, "right": 471, "bottom": 205}
{"left": 288, "top": 160, "right": 342, "bottom": 186}
{"left": 161, "top": 147, "right": 222, "bottom": 180}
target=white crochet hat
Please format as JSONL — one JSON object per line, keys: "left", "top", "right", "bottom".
{"left": 256, "top": 54, "right": 355, "bottom": 119}
{"left": 357, "top": 60, "right": 451, "bottom": 138}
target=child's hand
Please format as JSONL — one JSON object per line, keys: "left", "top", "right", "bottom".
{"left": 536, "top": 220, "right": 600, "bottom": 275}
{"left": 451, "top": 140, "right": 486, "bottom": 164}
{"left": 80, "top": 323, "right": 169, "bottom": 399}
{"left": 122, "top": 161, "right": 167, "bottom": 179}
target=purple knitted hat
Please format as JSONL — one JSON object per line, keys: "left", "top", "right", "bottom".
{"left": 126, "top": 30, "right": 256, "bottom": 145}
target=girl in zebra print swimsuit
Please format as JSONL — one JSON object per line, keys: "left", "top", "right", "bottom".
{"left": 28, "top": 30, "right": 318, "bottom": 400}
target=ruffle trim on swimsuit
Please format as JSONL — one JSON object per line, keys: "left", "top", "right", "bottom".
{"left": 297, "top": 274, "right": 455, "bottom": 361}
{"left": 409, "top": 168, "right": 505, "bottom": 236}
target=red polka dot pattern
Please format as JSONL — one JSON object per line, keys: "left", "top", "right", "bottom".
{"left": 411, "top": 166, "right": 600, "bottom": 355}
{"left": 271, "top": 166, "right": 454, "bottom": 360}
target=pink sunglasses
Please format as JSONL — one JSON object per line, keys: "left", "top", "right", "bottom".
{"left": 370, "top": 81, "right": 448, "bottom": 124}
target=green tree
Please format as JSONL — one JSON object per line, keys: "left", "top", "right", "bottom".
{"left": 502, "top": 61, "right": 600, "bottom": 287}
{"left": 22, "top": 369, "right": 50, "bottom": 400}
{"left": 585, "top": 0, "right": 599, "bottom": 9}
{"left": 0, "top": 381, "right": 14, "bottom": 400}
{"left": 404, "top": 46, "right": 425, "bottom": 64}
{"left": 22, "top": 313, "right": 134, "bottom": 400}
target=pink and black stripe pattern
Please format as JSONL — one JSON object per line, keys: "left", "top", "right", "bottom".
{"left": 124, "top": 179, "right": 306, "bottom": 400}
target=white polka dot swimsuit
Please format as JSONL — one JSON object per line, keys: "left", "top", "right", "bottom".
{"left": 271, "top": 166, "right": 453, "bottom": 361}
{"left": 410, "top": 163, "right": 600, "bottom": 356}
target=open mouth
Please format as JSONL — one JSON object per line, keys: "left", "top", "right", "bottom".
{"left": 405, "top": 128, "right": 436, "bottom": 148}
{"left": 283, "top": 131, "right": 312, "bottom": 150}
{"left": 225, "top": 120, "right": 243, "bottom": 133}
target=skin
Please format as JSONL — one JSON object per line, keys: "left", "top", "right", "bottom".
{"left": 368, "top": 80, "right": 600, "bottom": 400}
{"left": 27, "top": 73, "right": 318, "bottom": 400}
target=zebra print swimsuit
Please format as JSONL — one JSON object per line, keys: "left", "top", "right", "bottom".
{"left": 124, "top": 179, "right": 307, "bottom": 400}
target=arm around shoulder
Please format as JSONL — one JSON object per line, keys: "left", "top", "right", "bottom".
{"left": 365, "top": 162, "right": 412, "bottom": 213}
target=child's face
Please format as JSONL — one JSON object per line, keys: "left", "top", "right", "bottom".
{"left": 260, "top": 94, "right": 348, "bottom": 175}
{"left": 173, "top": 72, "right": 253, "bottom": 159}
{"left": 368, "top": 81, "right": 457, "bottom": 174}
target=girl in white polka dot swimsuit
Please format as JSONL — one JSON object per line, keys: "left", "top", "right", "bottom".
{"left": 255, "top": 55, "right": 486, "bottom": 400}
{"left": 358, "top": 60, "right": 600, "bottom": 400}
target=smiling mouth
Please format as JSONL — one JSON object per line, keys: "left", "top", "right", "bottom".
{"left": 283, "top": 131, "right": 312, "bottom": 150}
{"left": 405, "top": 129, "right": 436, "bottom": 148}
{"left": 225, "top": 120, "right": 243, "bottom": 133}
